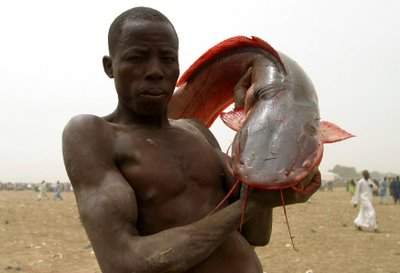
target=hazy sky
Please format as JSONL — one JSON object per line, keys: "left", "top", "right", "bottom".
{"left": 1, "top": 0, "right": 399, "bottom": 182}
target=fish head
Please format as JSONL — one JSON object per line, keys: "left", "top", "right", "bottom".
{"left": 231, "top": 86, "right": 322, "bottom": 189}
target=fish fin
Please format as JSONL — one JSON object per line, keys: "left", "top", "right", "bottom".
{"left": 320, "top": 121, "right": 355, "bottom": 144}
{"left": 177, "top": 36, "right": 284, "bottom": 87}
{"left": 170, "top": 36, "right": 283, "bottom": 127}
{"left": 220, "top": 109, "right": 246, "bottom": 131}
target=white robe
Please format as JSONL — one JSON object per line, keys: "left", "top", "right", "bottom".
{"left": 352, "top": 178, "right": 378, "bottom": 231}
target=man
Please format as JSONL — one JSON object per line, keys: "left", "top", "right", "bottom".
{"left": 352, "top": 170, "right": 378, "bottom": 232}
{"left": 378, "top": 176, "right": 388, "bottom": 204}
{"left": 53, "top": 181, "right": 64, "bottom": 201}
{"left": 37, "top": 180, "right": 49, "bottom": 201}
{"left": 390, "top": 176, "right": 400, "bottom": 204}
{"left": 62, "top": 7, "right": 320, "bottom": 273}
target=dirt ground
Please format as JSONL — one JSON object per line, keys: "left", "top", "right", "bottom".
{"left": 1, "top": 188, "right": 399, "bottom": 273}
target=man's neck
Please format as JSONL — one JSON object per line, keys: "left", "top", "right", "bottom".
{"left": 105, "top": 104, "right": 170, "bottom": 128}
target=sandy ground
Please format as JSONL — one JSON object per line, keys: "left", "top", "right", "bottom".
{"left": 1, "top": 188, "right": 399, "bottom": 273}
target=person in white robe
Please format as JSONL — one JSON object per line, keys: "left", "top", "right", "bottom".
{"left": 352, "top": 170, "right": 378, "bottom": 232}
{"left": 37, "top": 180, "right": 49, "bottom": 201}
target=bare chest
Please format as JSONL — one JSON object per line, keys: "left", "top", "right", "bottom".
{"left": 114, "top": 127, "right": 224, "bottom": 209}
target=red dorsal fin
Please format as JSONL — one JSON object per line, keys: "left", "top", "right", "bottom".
{"left": 320, "top": 121, "right": 355, "bottom": 144}
{"left": 177, "top": 36, "right": 285, "bottom": 87}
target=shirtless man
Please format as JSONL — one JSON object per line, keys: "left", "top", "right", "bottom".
{"left": 62, "top": 7, "right": 320, "bottom": 273}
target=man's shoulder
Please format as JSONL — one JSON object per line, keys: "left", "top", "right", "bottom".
{"left": 64, "top": 114, "right": 107, "bottom": 132}
{"left": 174, "top": 118, "right": 206, "bottom": 130}
{"left": 173, "top": 118, "right": 221, "bottom": 150}
{"left": 62, "top": 114, "right": 113, "bottom": 149}
{"left": 62, "top": 115, "right": 116, "bottom": 180}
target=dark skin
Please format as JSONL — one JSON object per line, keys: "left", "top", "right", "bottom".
{"left": 62, "top": 17, "right": 320, "bottom": 273}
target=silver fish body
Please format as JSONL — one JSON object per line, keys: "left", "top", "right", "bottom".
{"left": 232, "top": 54, "right": 322, "bottom": 189}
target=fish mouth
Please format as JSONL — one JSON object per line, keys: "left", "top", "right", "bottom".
{"left": 234, "top": 143, "right": 323, "bottom": 190}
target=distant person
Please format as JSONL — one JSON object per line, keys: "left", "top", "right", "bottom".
{"left": 37, "top": 180, "right": 49, "bottom": 200}
{"left": 378, "top": 177, "right": 389, "bottom": 204}
{"left": 347, "top": 179, "right": 356, "bottom": 196}
{"left": 390, "top": 176, "right": 400, "bottom": 204}
{"left": 327, "top": 180, "right": 334, "bottom": 191}
{"left": 53, "top": 181, "right": 63, "bottom": 201}
{"left": 371, "top": 179, "right": 379, "bottom": 196}
{"left": 352, "top": 170, "right": 378, "bottom": 232}
{"left": 388, "top": 177, "right": 393, "bottom": 198}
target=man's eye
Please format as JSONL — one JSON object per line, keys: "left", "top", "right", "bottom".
{"left": 161, "top": 56, "right": 176, "bottom": 63}
{"left": 126, "top": 55, "right": 143, "bottom": 62}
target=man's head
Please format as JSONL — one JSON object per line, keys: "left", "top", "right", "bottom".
{"left": 362, "top": 170, "right": 370, "bottom": 180}
{"left": 103, "top": 7, "right": 180, "bottom": 117}
{"left": 107, "top": 7, "right": 178, "bottom": 57}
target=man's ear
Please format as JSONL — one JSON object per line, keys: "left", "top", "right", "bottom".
{"left": 102, "top": 56, "right": 114, "bottom": 78}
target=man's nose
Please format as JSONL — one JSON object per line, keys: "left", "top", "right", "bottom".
{"left": 145, "top": 57, "right": 164, "bottom": 80}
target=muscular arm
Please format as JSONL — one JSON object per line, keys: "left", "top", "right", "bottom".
{"left": 62, "top": 115, "right": 256, "bottom": 273}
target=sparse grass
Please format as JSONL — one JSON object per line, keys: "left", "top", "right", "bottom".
{"left": 1, "top": 189, "right": 399, "bottom": 273}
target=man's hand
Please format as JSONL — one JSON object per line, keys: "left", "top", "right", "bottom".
{"left": 248, "top": 169, "right": 321, "bottom": 208}
{"left": 233, "top": 66, "right": 252, "bottom": 110}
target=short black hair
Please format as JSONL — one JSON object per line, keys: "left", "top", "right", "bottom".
{"left": 108, "top": 7, "right": 178, "bottom": 55}
{"left": 362, "top": 170, "right": 369, "bottom": 179}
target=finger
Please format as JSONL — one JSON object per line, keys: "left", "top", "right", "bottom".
{"left": 233, "top": 67, "right": 253, "bottom": 109}
{"left": 302, "top": 167, "right": 318, "bottom": 188}
{"left": 289, "top": 171, "right": 321, "bottom": 203}
{"left": 301, "top": 171, "right": 321, "bottom": 196}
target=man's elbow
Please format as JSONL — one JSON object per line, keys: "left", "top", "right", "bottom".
{"left": 247, "top": 234, "right": 271, "bottom": 247}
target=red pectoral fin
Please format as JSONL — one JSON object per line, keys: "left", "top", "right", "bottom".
{"left": 320, "top": 121, "right": 355, "bottom": 144}
{"left": 220, "top": 109, "right": 246, "bottom": 131}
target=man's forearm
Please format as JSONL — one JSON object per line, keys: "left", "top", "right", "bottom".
{"left": 125, "top": 200, "right": 251, "bottom": 273}
{"left": 241, "top": 207, "right": 272, "bottom": 246}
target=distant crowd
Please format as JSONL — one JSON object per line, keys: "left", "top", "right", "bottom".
{"left": 0, "top": 180, "right": 73, "bottom": 192}
{"left": 347, "top": 176, "right": 400, "bottom": 205}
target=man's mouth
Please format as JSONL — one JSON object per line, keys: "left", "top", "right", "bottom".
{"left": 140, "top": 93, "right": 167, "bottom": 98}
{"left": 139, "top": 88, "right": 168, "bottom": 98}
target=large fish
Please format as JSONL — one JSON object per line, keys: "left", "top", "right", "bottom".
{"left": 169, "top": 36, "right": 353, "bottom": 193}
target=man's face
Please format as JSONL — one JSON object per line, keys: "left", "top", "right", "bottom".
{"left": 108, "top": 19, "right": 179, "bottom": 116}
